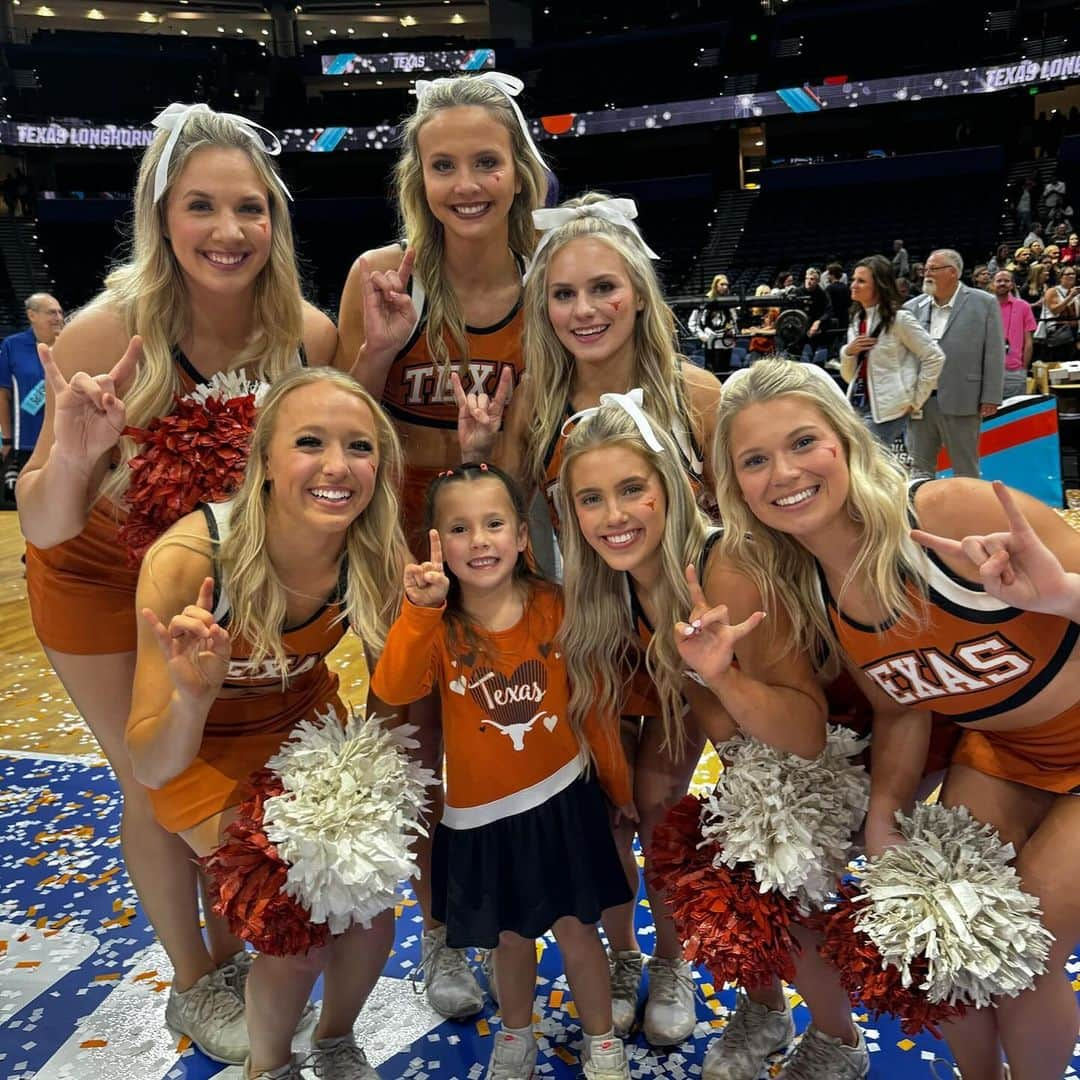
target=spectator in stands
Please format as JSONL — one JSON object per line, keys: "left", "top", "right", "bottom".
{"left": 896, "top": 276, "right": 913, "bottom": 301}
{"left": 988, "top": 242, "right": 1012, "bottom": 275}
{"left": 1044, "top": 176, "right": 1067, "bottom": 213}
{"left": 994, "top": 269, "right": 1036, "bottom": 399}
{"left": 826, "top": 254, "right": 848, "bottom": 284}
{"left": 1010, "top": 246, "right": 1033, "bottom": 291}
{"left": 823, "top": 262, "right": 850, "bottom": 356}
{"left": 840, "top": 254, "right": 943, "bottom": 449}
{"left": 1063, "top": 232, "right": 1080, "bottom": 266}
{"left": 1016, "top": 178, "right": 1036, "bottom": 233}
{"left": 910, "top": 261, "right": 926, "bottom": 293}
{"left": 971, "top": 264, "right": 991, "bottom": 291}
{"left": 891, "top": 238, "right": 910, "bottom": 279}
{"left": 1039, "top": 250, "right": 1059, "bottom": 288}
{"left": 747, "top": 284, "right": 779, "bottom": 356}
{"left": 798, "top": 266, "right": 830, "bottom": 364}
{"left": 1026, "top": 263, "right": 1050, "bottom": 360}
{"left": 0, "top": 293, "right": 63, "bottom": 504}
{"left": 1042, "top": 264, "right": 1080, "bottom": 364}
{"left": 904, "top": 249, "right": 1004, "bottom": 478}
{"left": 1024, "top": 223, "right": 1044, "bottom": 249}
{"left": 689, "top": 274, "right": 740, "bottom": 375}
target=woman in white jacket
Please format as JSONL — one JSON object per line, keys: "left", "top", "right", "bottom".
{"left": 840, "top": 254, "right": 945, "bottom": 448}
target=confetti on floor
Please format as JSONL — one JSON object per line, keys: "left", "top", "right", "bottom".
{"left": 1, "top": 754, "right": 1079, "bottom": 1078}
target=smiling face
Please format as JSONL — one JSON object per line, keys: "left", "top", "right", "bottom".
{"left": 417, "top": 105, "right": 520, "bottom": 241}
{"left": 164, "top": 146, "right": 272, "bottom": 298}
{"left": 729, "top": 395, "right": 849, "bottom": 541}
{"left": 568, "top": 444, "right": 667, "bottom": 582}
{"left": 849, "top": 265, "right": 878, "bottom": 309}
{"left": 264, "top": 383, "right": 380, "bottom": 532}
{"left": 546, "top": 237, "right": 643, "bottom": 370}
{"left": 433, "top": 475, "right": 528, "bottom": 595}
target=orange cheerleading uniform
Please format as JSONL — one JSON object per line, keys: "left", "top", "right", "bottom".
{"left": 382, "top": 294, "right": 525, "bottom": 556}
{"left": 25, "top": 349, "right": 301, "bottom": 655}
{"left": 819, "top": 497, "right": 1080, "bottom": 794}
{"left": 147, "top": 500, "right": 349, "bottom": 834}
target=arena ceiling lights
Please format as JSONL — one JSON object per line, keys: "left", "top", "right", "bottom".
{"left": 11, "top": 0, "right": 488, "bottom": 41}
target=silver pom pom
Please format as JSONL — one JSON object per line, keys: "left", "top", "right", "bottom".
{"left": 262, "top": 704, "right": 437, "bottom": 934}
{"left": 699, "top": 724, "right": 870, "bottom": 909}
{"left": 186, "top": 367, "right": 269, "bottom": 407}
{"left": 853, "top": 802, "right": 1054, "bottom": 1006}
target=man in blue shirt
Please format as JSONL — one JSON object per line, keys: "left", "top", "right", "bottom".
{"left": 1, "top": 292, "right": 63, "bottom": 504}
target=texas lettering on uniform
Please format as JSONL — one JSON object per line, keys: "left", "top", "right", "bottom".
{"left": 863, "top": 634, "right": 1034, "bottom": 705}
{"left": 398, "top": 359, "right": 514, "bottom": 407}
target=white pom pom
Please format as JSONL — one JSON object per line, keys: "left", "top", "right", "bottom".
{"left": 699, "top": 724, "right": 869, "bottom": 909}
{"left": 853, "top": 802, "right": 1054, "bottom": 1006}
{"left": 262, "top": 704, "right": 437, "bottom": 934}
{"left": 185, "top": 367, "right": 270, "bottom": 407}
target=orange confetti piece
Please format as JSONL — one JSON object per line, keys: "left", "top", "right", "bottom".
{"left": 549, "top": 990, "right": 564, "bottom": 1008}
{"left": 565, "top": 1001, "right": 579, "bottom": 1019}
{"left": 176, "top": 1035, "right": 192, "bottom": 1053}
{"left": 93, "top": 973, "right": 121, "bottom": 982}
{"left": 554, "top": 1047, "right": 578, "bottom": 1065}
{"left": 475, "top": 1019, "right": 491, "bottom": 1037}
{"left": 132, "top": 970, "right": 159, "bottom": 982}
{"left": 50, "top": 916, "right": 73, "bottom": 930}
{"left": 15, "top": 961, "right": 41, "bottom": 969}
{"left": 79, "top": 1040, "right": 108, "bottom": 1049}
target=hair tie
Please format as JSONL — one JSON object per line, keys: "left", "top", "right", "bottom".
{"left": 150, "top": 102, "right": 292, "bottom": 205}
{"left": 413, "top": 71, "right": 547, "bottom": 176}
{"left": 562, "top": 388, "right": 663, "bottom": 453}
{"left": 524, "top": 198, "right": 659, "bottom": 283}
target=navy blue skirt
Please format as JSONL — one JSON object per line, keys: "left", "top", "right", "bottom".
{"left": 432, "top": 772, "right": 633, "bottom": 949}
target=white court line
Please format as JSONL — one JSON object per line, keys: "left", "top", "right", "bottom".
{"left": 0, "top": 750, "right": 107, "bottom": 766}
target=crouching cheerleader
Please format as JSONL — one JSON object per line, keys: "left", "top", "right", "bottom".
{"left": 126, "top": 368, "right": 429, "bottom": 1080}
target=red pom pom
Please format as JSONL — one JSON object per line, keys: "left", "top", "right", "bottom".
{"left": 200, "top": 769, "right": 330, "bottom": 957}
{"left": 647, "top": 795, "right": 803, "bottom": 990}
{"left": 118, "top": 392, "right": 258, "bottom": 564}
{"left": 813, "top": 883, "right": 967, "bottom": 1038}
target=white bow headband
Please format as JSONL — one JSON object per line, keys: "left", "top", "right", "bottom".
{"left": 562, "top": 388, "right": 664, "bottom": 453}
{"left": 525, "top": 198, "right": 660, "bottom": 283}
{"left": 150, "top": 102, "right": 292, "bottom": 205}
{"left": 413, "top": 71, "right": 547, "bottom": 176}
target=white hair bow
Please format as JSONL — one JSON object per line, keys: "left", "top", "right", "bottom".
{"left": 413, "top": 71, "right": 547, "bottom": 175}
{"left": 525, "top": 198, "right": 659, "bottom": 282}
{"left": 150, "top": 102, "right": 292, "bottom": 205}
{"left": 562, "top": 388, "right": 664, "bottom": 453}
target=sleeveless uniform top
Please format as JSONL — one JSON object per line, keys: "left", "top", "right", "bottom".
{"left": 541, "top": 383, "right": 711, "bottom": 535}
{"left": 25, "top": 346, "right": 305, "bottom": 655}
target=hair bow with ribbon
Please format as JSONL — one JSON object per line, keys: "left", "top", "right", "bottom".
{"left": 413, "top": 71, "right": 547, "bottom": 175}
{"left": 525, "top": 198, "right": 659, "bottom": 282}
{"left": 150, "top": 102, "right": 292, "bottom": 205}
{"left": 562, "top": 387, "right": 664, "bottom": 453}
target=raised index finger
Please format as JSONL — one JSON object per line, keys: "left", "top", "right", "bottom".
{"left": 196, "top": 575, "right": 215, "bottom": 613}
{"left": 493, "top": 365, "right": 514, "bottom": 408}
{"left": 398, "top": 247, "right": 416, "bottom": 286}
{"left": 910, "top": 527, "right": 966, "bottom": 561}
{"left": 991, "top": 480, "right": 1034, "bottom": 538}
{"left": 109, "top": 336, "right": 142, "bottom": 393}
{"left": 684, "top": 563, "right": 708, "bottom": 608}
{"left": 450, "top": 371, "right": 468, "bottom": 409}
{"left": 37, "top": 343, "right": 67, "bottom": 395}
{"left": 428, "top": 528, "right": 443, "bottom": 567}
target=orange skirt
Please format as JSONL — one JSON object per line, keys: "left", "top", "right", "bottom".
{"left": 25, "top": 499, "right": 139, "bottom": 655}
{"left": 951, "top": 702, "right": 1080, "bottom": 795}
{"left": 148, "top": 692, "right": 346, "bottom": 834}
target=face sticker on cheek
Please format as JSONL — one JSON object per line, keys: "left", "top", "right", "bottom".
{"left": 643, "top": 496, "right": 657, "bottom": 511}
{"left": 610, "top": 298, "right": 623, "bottom": 312}
{"left": 254, "top": 220, "right": 270, "bottom": 236}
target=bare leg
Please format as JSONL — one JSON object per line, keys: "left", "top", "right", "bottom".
{"left": 788, "top": 924, "right": 858, "bottom": 1044}
{"left": 314, "top": 910, "right": 395, "bottom": 1040}
{"left": 495, "top": 931, "right": 539, "bottom": 1030}
{"left": 552, "top": 917, "right": 613, "bottom": 1036}
{"left": 246, "top": 947, "right": 325, "bottom": 1072}
{"left": 44, "top": 648, "right": 242, "bottom": 990}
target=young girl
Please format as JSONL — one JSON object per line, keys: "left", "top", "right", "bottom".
{"left": 336, "top": 73, "right": 550, "bottom": 1016}
{"left": 370, "top": 462, "right": 635, "bottom": 1080}
{"left": 127, "top": 368, "right": 408, "bottom": 1080}
{"left": 557, "top": 398, "right": 871, "bottom": 1079}
{"left": 18, "top": 103, "right": 337, "bottom": 1062}
{"left": 712, "top": 357, "right": 1080, "bottom": 1080}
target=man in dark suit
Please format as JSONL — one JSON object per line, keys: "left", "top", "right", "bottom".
{"left": 903, "top": 249, "right": 1004, "bottom": 478}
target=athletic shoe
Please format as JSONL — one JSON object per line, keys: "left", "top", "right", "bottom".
{"left": 481, "top": 949, "right": 499, "bottom": 1006}
{"left": 777, "top": 1024, "right": 869, "bottom": 1079}
{"left": 165, "top": 964, "right": 249, "bottom": 1064}
{"left": 413, "top": 926, "right": 484, "bottom": 1020}
{"left": 582, "top": 1032, "right": 631, "bottom": 1079}
{"left": 702, "top": 994, "right": 794, "bottom": 1079}
{"left": 242, "top": 1055, "right": 306, "bottom": 1079}
{"left": 643, "top": 955, "right": 696, "bottom": 1046}
{"left": 607, "top": 949, "right": 643, "bottom": 1038}
{"left": 485, "top": 1029, "right": 537, "bottom": 1079}
{"left": 311, "top": 1033, "right": 379, "bottom": 1078}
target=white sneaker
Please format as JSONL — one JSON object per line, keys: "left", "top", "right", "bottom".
{"left": 311, "top": 1033, "right": 379, "bottom": 1078}
{"left": 607, "top": 949, "right": 643, "bottom": 1038}
{"left": 702, "top": 994, "right": 794, "bottom": 1080}
{"left": 486, "top": 1029, "right": 537, "bottom": 1079}
{"left": 481, "top": 949, "right": 499, "bottom": 1006}
{"left": 643, "top": 955, "right": 696, "bottom": 1046}
{"left": 165, "top": 964, "right": 248, "bottom": 1064}
{"left": 413, "top": 926, "right": 484, "bottom": 1020}
{"left": 778, "top": 1024, "right": 868, "bottom": 1079}
{"left": 582, "top": 1032, "right": 631, "bottom": 1079}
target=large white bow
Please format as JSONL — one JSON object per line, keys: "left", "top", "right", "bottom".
{"left": 525, "top": 197, "right": 659, "bottom": 282}
{"left": 150, "top": 102, "right": 292, "bottom": 204}
{"left": 562, "top": 387, "right": 664, "bottom": 453}
{"left": 413, "top": 71, "right": 547, "bottom": 174}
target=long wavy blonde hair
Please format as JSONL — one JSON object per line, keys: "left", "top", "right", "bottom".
{"left": 394, "top": 76, "right": 549, "bottom": 369}
{"left": 97, "top": 107, "right": 305, "bottom": 502}
{"left": 521, "top": 193, "right": 690, "bottom": 496}
{"left": 712, "top": 359, "right": 927, "bottom": 659}
{"left": 556, "top": 403, "right": 711, "bottom": 755}
{"left": 217, "top": 368, "right": 406, "bottom": 672}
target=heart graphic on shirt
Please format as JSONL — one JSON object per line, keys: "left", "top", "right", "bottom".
{"left": 459, "top": 651, "right": 476, "bottom": 667}
{"left": 538, "top": 641, "right": 552, "bottom": 658}
{"left": 543, "top": 714, "right": 558, "bottom": 732}
{"left": 448, "top": 676, "right": 467, "bottom": 695}
{"left": 468, "top": 659, "right": 549, "bottom": 751}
